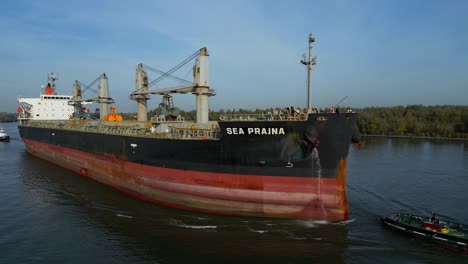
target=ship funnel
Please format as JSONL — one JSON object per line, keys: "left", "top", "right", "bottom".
{"left": 44, "top": 84, "right": 54, "bottom": 95}
{"left": 135, "top": 64, "right": 149, "bottom": 121}
{"left": 98, "top": 73, "right": 109, "bottom": 120}
{"left": 193, "top": 47, "right": 211, "bottom": 124}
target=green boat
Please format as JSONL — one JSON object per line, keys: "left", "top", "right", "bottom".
{"left": 382, "top": 213, "right": 468, "bottom": 254}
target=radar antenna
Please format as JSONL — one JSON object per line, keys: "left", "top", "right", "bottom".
{"left": 48, "top": 72, "right": 59, "bottom": 89}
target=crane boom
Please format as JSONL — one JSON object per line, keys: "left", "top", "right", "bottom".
{"left": 130, "top": 47, "right": 215, "bottom": 123}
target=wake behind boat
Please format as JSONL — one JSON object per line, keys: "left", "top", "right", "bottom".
{"left": 0, "top": 128, "right": 10, "bottom": 142}
{"left": 382, "top": 213, "right": 468, "bottom": 254}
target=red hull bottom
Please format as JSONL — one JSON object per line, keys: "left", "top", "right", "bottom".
{"left": 23, "top": 139, "right": 349, "bottom": 220}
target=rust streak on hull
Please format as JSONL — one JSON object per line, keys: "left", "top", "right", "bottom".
{"left": 24, "top": 138, "right": 349, "bottom": 220}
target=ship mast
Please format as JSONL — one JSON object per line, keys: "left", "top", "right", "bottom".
{"left": 300, "top": 34, "right": 317, "bottom": 112}
{"left": 48, "top": 72, "right": 58, "bottom": 89}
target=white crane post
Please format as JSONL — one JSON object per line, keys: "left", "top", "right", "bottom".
{"left": 72, "top": 80, "right": 82, "bottom": 114}
{"left": 73, "top": 80, "right": 81, "bottom": 99}
{"left": 194, "top": 47, "right": 210, "bottom": 124}
{"left": 135, "top": 64, "right": 149, "bottom": 121}
{"left": 98, "top": 73, "right": 109, "bottom": 120}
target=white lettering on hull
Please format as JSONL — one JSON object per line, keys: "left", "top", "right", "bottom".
{"left": 226, "top": 127, "right": 285, "bottom": 135}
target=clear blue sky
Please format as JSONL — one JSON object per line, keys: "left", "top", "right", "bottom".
{"left": 1, "top": 0, "right": 467, "bottom": 112}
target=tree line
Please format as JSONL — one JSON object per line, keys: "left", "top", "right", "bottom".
{"left": 0, "top": 112, "right": 17, "bottom": 122}
{"left": 356, "top": 105, "right": 468, "bottom": 138}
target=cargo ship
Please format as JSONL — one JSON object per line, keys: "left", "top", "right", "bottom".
{"left": 17, "top": 35, "right": 362, "bottom": 220}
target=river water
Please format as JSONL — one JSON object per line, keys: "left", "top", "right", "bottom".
{"left": 0, "top": 122, "right": 467, "bottom": 263}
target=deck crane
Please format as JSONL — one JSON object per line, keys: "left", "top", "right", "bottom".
{"left": 68, "top": 73, "right": 115, "bottom": 120}
{"left": 130, "top": 47, "right": 215, "bottom": 123}
{"left": 333, "top": 96, "right": 349, "bottom": 110}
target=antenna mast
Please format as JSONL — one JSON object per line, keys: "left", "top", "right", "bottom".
{"left": 48, "top": 72, "right": 58, "bottom": 89}
{"left": 300, "top": 34, "right": 317, "bottom": 112}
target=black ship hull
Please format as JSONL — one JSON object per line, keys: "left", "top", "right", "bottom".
{"left": 19, "top": 113, "right": 360, "bottom": 220}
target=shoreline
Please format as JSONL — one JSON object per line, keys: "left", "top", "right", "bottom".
{"left": 363, "top": 134, "right": 468, "bottom": 141}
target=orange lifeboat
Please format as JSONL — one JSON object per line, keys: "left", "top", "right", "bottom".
{"left": 104, "top": 106, "right": 123, "bottom": 122}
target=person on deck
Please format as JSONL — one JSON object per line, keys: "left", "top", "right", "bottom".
{"left": 431, "top": 212, "right": 436, "bottom": 223}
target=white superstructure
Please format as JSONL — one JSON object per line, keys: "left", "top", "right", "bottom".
{"left": 18, "top": 94, "right": 74, "bottom": 120}
{"left": 18, "top": 73, "right": 75, "bottom": 121}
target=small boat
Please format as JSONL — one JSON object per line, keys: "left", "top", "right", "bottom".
{"left": 382, "top": 213, "right": 468, "bottom": 254}
{"left": 0, "top": 128, "right": 10, "bottom": 141}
